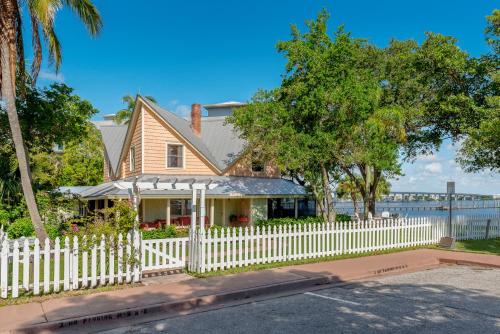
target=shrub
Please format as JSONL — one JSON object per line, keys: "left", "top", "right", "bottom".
{"left": 66, "top": 201, "right": 136, "bottom": 241}
{"left": 336, "top": 213, "right": 351, "bottom": 222}
{"left": 0, "top": 209, "right": 9, "bottom": 227}
{"left": 7, "top": 217, "right": 35, "bottom": 239}
{"left": 142, "top": 225, "right": 178, "bottom": 239}
{"left": 44, "top": 223, "right": 63, "bottom": 240}
{"left": 254, "top": 216, "right": 324, "bottom": 228}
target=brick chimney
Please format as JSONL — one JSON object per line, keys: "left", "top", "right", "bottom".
{"left": 191, "top": 103, "right": 201, "bottom": 137}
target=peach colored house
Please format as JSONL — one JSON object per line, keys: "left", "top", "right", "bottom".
{"left": 80, "top": 96, "right": 314, "bottom": 226}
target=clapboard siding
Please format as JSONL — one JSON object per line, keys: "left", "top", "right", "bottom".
{"left": 224, "top": 154, "right": 280, "bottom": 178}
{"left": 142, "top": 106, "right": 218, "bottom": 175}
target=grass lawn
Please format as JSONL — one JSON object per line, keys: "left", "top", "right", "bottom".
{"left": 453, "top": 238, "right": 500, "bottom": 255}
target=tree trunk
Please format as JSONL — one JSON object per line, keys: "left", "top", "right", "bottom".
{"left": 320, "top": 164, "right": 336, "bottom": 222}
{"left": 311, "top": 184, "right": 328, "bottom": 222}
{"left": 351, "top": 192, "right": 359, "bottom": 217}
{"left": 363, "top": 164, "right": 371, "bottom": 220}
{"left": 0, "top": 40, "right": 48, "bottom": 240}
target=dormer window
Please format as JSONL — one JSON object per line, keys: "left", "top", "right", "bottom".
{"left": 129, "top": 146, "right": 136, "bottom": 172}
{"left": 251, "top": 151, "right": 264, "bottom": 172}
{"left": 167, "top": 143, "right": 184, "bottom": 168}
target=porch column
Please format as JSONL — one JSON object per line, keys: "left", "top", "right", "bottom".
{"left": 210, "top": 199, "right": 215, "bottom": 227}
{"left": 166, "top": 199, "right": 171, "bottom": 225}
{"left": 249, "top": 198, "right": 253, "bottom": 225}
{"left": 294, "top": 198, "right": 299, "bottom": 218}
{"left": 222, "top": 199, "right": 226, "bottom": 226}
{"left": 191, "top": 188, "right": 197, "bottom": 230}
{"left": 142, "top": 199, "right": 146, "bottom": 222}
{"left": 200, "top": 189, "right": 206, "bottom": 230}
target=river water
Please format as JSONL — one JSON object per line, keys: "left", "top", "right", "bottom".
{"left": 334, "top": 200, "right": 500, "bottom": 218}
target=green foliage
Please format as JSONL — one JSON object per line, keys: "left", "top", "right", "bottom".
{"left": 0, "top": 83, "right": 101, "bottom": 210}
{"left": 254, "top": 217, "right": 324, "bottom": 227}
{"left": 457, "top": 10, "right": 499, "bottom": 172}
{"left": 142, "top": 225, "right": 188, "bottom": 239}
{"left": 66, "top": 201, "right": 136, "bottom": 241}
{"left": 0, "top": 209, "right": 9, "bottom": 227}
{"left": 336, "top": 214, "right": 351, "bottom": 222}
{"left": 228, "top": 11, "right": 380, "bottom": 221}
{"left": 7, "top": 217, "right": 35, "bottom": 239}
{"left": 115, "top": 95, "right": 156, "bottom": 124}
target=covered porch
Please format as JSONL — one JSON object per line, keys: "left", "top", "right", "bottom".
{"left": 78, "top": 175, "right": 314, "bottom": 228}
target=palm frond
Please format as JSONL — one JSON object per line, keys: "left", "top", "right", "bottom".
{"left": 63, "top": 0, "right": 102, "bottom": 36}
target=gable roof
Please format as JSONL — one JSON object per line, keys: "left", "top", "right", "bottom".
{"left": 141, "top": 97, "right": 246, "bottom": 171}
{"left": 99, "top": 96, "right": 247, "bottom": 176}
{"left": 99, "top": 125, "right": 128, "bottom": 173}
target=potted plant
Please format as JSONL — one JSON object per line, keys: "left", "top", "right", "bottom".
{"left": 229, "top": 214, "right": 238, "bottom": 223}
{"left": 238, "top": 215, "right": 249, "bottom": 223}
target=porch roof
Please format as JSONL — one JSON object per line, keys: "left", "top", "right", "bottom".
{"left": 78, "top": 175, "right": 308, "bottom": 199}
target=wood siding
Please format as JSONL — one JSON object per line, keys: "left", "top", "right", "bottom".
{"left": 224, "top": 154, "right": 280, "bottom": 178}
{"left": 142, "top": 106, "right": 218, "bottom": 175}
{"left": 109, "top": 99, "right": 281, "bottom": 180}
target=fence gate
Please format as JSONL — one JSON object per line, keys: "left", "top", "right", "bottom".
{"left": 141, "top": 237, "right": 189, "bottom": 272}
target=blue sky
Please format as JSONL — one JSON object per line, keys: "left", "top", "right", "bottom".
{"left": 34, "top": 0, "right": 499, "bottom": 194}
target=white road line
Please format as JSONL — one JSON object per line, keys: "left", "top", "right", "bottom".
{"left": 304, "top": 292, "right": 361, "bottom": 306}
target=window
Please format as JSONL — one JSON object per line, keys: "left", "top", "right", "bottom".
{"left": 129, "top": 146, "right": 136, "bottom": 172}
{"left": 167, "top": 143, "right": 184, "bottom": 168}
{"left": 170, "top": 199, "right": 191, "bottom": 216}
{"left": 251, "top": 151, "right": 264, "bottom": 172}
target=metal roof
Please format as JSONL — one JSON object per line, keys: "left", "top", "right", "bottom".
{"left": 99, "top": 125, "right": 128, "bottom": 173}
{"left": 78, "top": 175, "right": 307, "bottom": 199}
{"left": 97, "top": 97, "right": 248, "bottom": 175}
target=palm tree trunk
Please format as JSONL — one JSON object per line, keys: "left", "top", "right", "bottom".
{"left": 1, "top": 40, "right": 47, "bottom": 240}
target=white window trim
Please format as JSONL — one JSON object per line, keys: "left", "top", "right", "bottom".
{"left": 165, "top": 142, "right": 185, "bottom": 169}
{"left": 129, "top": 146, "right": 136, "bottom": 172}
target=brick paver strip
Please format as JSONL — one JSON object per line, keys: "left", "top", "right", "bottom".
{"left": 0, "top": 249, "right": 498, "bottom": 333}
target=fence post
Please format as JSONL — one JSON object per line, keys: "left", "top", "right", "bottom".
{"left": 133, "top": 231, "right": 141, "bottom": 282}
{"left": 0, "top": 239, "right": 8, "bottom": 298}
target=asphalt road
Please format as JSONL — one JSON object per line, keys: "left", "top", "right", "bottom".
{"left": 100, "top": 266, "right": 500, "bottom": 334}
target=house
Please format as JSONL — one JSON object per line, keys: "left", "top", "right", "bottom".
{"left": 78, "top": 96, "right": 315, "bottom": 227}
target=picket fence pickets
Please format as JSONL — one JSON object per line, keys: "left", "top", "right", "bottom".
{"left": 141, "top": 237, "right": 189, "bottom": 271}
{"left": 1, "top": 214, "right": 499, "bottom": 298}
{"left": 190, "top": 217, "right": 449, "bottom": 273}
{"left": 0, "top": 232, "right": 141, "bottom": 299}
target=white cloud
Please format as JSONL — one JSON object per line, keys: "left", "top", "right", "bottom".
{"left": 424, "top": 162, "right": 442, "bottom": 174}
{"left": 174, "top": 104, "right": 191, "bottom": 119}
{"left": 417, "top": 153, "right": 438, "bottom": 161}
{"left": 38, "top": 70, "right": 64, "bottom": 82}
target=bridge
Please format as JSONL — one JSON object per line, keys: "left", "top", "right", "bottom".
{"left": 382, "top": 191, "right": 491, "bottom": 201}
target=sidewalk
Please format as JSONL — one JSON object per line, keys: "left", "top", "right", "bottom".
{"left": 1, "top": 249, "right": 498, "bottom": 333}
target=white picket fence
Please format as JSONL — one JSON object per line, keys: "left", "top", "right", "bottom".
{"left": 0, "top": 214, "right": 498, "bottom": 298}
{"left": 141, "top": 237, "right": 189, "bottom": 271}
{"left": 0, "top": 232, "right": 141, "bottom": 299}
{"left": 189, "top": 217, "right": 448, "bottom": 273}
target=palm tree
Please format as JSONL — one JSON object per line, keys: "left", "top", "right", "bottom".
{"left": 0, "top": 0, "right": 102, "bottom": 239}
{"left": 115, "top": 94, "right": 156, "bottom": 124}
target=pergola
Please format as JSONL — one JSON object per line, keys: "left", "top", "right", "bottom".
{"left": 113, "top": 177, "right": 219, "bottom": 230}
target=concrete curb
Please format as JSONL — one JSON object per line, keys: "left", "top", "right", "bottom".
{"left": 438, "top": 258, "right": 500, "bottom": 269}
{"left": 11, "top": 262, "right": 437, "bottom": 334}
